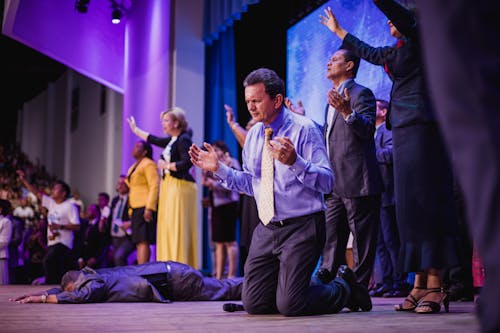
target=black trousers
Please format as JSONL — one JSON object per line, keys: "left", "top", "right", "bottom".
{"left": 242, "top": 211, "right": 350, "bottom": 316}
{"left": 376, "top": 205, "right": 404, "bottom": 288}
{"left": 142, "top": 261, "right": 243, "bottom": 302}
{"left": 321, "top": 193, "right": 381, "bottom": 287}
{"left": 43, "top": 243, "right": 77, "bottom": 284}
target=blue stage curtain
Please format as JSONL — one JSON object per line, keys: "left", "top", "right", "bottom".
{"left": 203, "top": 0, "right": 259, "bottom": 45}
{"left": 202, "top": 0, "right": 259, "bottom": 274}
{"left": 205, "top": 28, "right": 238, "bottom": 157}
{"left": 202, "top": 27, "right": 238, "bottom": 274}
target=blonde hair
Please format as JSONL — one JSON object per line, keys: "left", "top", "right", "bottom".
{"left": 160, "top": 107, "right": 188, "bottom": 131}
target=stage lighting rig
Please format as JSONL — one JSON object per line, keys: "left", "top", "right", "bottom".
{"left": 110, "top": 0, "right": 126, "bottom": 24}
{"left": 75, "top": 0, "right": 90, "bottom": 13}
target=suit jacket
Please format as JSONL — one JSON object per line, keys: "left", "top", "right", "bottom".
{"left": 375, "top": 123, "right": 395, "bottom": 207}
{"left": 324, "top": 80, "right": 382, "bottom": 197}
{"left": 109, "top": 195, "right": 130, "bottom": 222}
{"left": 107, "top": 195, "right": 131, "bottom": 238}
{"left": 342, "top": 0, "right": 435, "bottom": 129}
{"left": 126, "top": 158, "right": 159, "bottom": 211}
{"left": 51, "top": 261, "right": 243, "bottom": 303}
{"left": 53, "top": 262, "right": 173, "bottom": 303}
{"left": 147, "top": 131, "right": 195, "bottom": 182}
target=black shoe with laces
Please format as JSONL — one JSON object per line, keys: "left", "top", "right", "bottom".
{"left": 336, "top": 265, "right": 372, "bottom": 312}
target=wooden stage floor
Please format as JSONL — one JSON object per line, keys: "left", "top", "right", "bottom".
{"left": 1, "top": 285, "right": 479, "bottom": 333}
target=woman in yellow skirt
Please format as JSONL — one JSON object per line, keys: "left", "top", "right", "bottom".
{"left": 127, "top": 108, "right": 198, "bottom": 267}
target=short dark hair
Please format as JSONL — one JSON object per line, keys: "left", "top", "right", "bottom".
{"left": 339, "top": 48, "right": 361, "bottom": 77}
{"left": 376, "top": 99, "right": 389, "bottom": 110}
{"left": 61, "top": 270, "right": 80, "bottom": 290}
{"left": 213, "top": 140, "right": 229, "bottom": 154}
{"left": 243, "top": 68, "right": 285, "bottom": 99}
{"left": 98, "top": 192, "right": 110, "bottom": 202}
{"left": 55, "top": 180, "right": 71, "bottom": 199}
{"left": 139, "top": 140, "right": 153, "bottom": 159}
{"left": 0, "top": 199, "right": 12, "bottom": 216}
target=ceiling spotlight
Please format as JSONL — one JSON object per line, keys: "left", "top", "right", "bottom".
{"left": 111, "top": 8, "right": 122, "bottom": 24}
{"left": 75, "top": 0, "right": 90, "bottom": 13}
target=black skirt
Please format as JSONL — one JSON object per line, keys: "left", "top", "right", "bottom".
{"left": 392, "top": 123, "right": 459, "bottom": 272}
{"left": 211, "top": 202, "right": 239, "bottom": 242}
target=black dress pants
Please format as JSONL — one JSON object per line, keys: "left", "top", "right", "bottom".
{"left": 242, "top": 211, "right": 350, "bottom": 316}
{"left": 43, "top": 243, "right": 77, "bottom": 284}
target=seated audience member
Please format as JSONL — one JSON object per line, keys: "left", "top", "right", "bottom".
{"left": 11, "top": 261, "right": 243, "bottom": 304}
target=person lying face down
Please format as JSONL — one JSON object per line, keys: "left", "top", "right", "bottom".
{"left": 11, "top": 261, "right": 243, "bottom": 304}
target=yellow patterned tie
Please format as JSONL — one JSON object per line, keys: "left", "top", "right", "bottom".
{"left": 258, "top": 127, "right": 274, "bottom": 225}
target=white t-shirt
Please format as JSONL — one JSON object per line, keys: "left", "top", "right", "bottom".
{"left": 13, "top": 206, "right": 35, "bottom": 220}
{"left": 42, "top": 195, "right": 80, "bottom": 249}
{"left": 100, "top": 206, "right": 110, "bottom": 219}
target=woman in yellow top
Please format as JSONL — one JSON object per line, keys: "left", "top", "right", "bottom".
{"left": 127, "top": 108, "right": 198, "bottom": 268}
{"left": 126, "top": 140, "right": 159, "bottom": 264}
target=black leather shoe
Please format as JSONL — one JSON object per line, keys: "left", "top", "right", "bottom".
{"left": 369, "top": 285, "right": 392, "bottom": 297}
{"left": 315, "top": 268, "right": 334, "bottom": 284}
{"left": 336, "top": 265, "right": 372, "bottom": 312}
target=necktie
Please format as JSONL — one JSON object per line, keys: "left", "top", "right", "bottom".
{"left": 115, "top": 198, "right": 123, "bottom": 219}
{"left": 258, "top": 127, "right": 275, "bottom": 224}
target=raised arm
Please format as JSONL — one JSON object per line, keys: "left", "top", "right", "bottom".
{"left": 320, "top": 6, "right": 393, "bottom": 66}
{"left": 127, "top": 116, "right": 150, "bottom": 141}
{"left": 225, "top": 104, "right": 248, "bottom": 148}
{"left": 16, "top": 170, "right": 42, "bottom": 203}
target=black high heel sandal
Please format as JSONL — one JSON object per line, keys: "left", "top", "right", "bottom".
{"left": 394, "top": 286, "right": 427, "bottom": 312}
{"left": 414, "top": 288, "right": 450, "bottom": 314}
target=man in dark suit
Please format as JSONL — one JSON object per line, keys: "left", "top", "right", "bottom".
{"left": 109, "top": 175, "right": 134, "bottom": 267}
{"left": 370, "top": 99, "right": 406, "bottom": 297}
{"left": 318, "top": 48, "right": 383, "bottom": 288}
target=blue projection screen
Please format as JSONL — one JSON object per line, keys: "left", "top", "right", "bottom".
{"left": 287, "top": 0, "right": 393, "bottom": 125}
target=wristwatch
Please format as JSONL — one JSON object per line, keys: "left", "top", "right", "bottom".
{"left": 41, "top": 294, "right": 47, "bottom": 303}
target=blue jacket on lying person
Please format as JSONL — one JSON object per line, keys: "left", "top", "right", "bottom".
{"left": 11, "top": 261, "right": 243, "bottom": 304}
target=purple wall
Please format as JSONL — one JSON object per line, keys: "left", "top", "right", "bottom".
{"left": 3, "top": 0, "right": 125, "bottom": 92}
{"left": 3, "top": 0, "right": 173, "bottom": 173}
{"left": 121, "top": 0, "right": 172, "bottom": 172}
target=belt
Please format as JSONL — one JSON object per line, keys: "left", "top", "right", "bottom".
{"left": 143, "top": 263, "right": 172, "bottom": 300}
{"left": 268, "top": 211, "right": 324, "bottom": 227}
